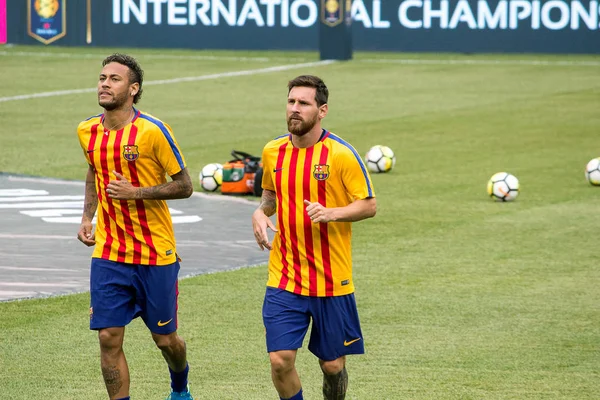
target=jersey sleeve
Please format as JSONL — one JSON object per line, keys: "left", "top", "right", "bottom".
{"left": 261, "top": 144, "right": 275, "bottom": 192}
{"left": 339, "top": 146, "right": 375, "bottom": 200}
{"left": 152, "top": 122, "right": 186, "bottom": 177}
{"left": 77, "top": 120, "right": 93, "bottom": 166}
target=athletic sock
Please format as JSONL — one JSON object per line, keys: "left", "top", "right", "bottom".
{"left": 281, "top": 388, "right": 303, "bottom": 400}
{"left": 116, "top": 397, "right": 130, "bottom": 400}
{"left": 169, "top": 363, "right": 189, "bottom": 392}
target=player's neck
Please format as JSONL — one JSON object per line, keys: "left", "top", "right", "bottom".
{"left": 103, "top": 106, "right": 135, "bottom": 131}
{"left": 291, "top": 126, "right": 322, "bottom": 148}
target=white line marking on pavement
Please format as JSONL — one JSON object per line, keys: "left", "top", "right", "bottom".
{"left": 0, "top": 201, "right": 83, "bottom": 209}
{"left": 0, "top": 60, "right": 336, "bottom": 103}
{"left": 0, "top": 290, "right": 37, "bottom": 298}
{"left": 0, "top": 189, "right": 49, "bottom": 196}
{"left": 192, "top": 192, "right": 258, "bottom": 205}
{"left": 0, "top": 266, "right": 80, "bottom": 272}
{"left": 0, "top": 282, "right": 83, "bottom": 288}
{"left": 7, "top": 176, "right": 85, "bottom": 186}
{"left": 0, "top": 233, "right": 75, "bottom": 240}
{"left": 0, "top": 195, "right": 84, "bottom": 202}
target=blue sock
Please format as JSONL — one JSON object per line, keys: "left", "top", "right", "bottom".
{"left": 281, "top": 389, "right": 303, "bottom": 400}
{"left": 169, "top": 363, "right": 189, "bottom": 392}
{"left": 116, "top": 397, "right": 130, "bottom": 400}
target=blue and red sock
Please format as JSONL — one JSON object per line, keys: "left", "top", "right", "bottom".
{"left": 169, "top": 363, "right": 190, "bottom": 392}
{"left": 281, "top": 388, "right": 303, "bottom": 400}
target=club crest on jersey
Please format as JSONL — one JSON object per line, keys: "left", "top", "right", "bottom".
{"left": 313, "top": 164, "right": 330, "bottom": 181}
{"left": 123, "top": 145, "right": 139, "bottom": 162}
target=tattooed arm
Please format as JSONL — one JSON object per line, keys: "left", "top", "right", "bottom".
{"left": 77, "top": 164, "right": 98, "bottom": 247}
{"left": 106, "top": 168, "right": 194, "bottom": 201}
{"left": 252, "top": 189, "right": 278, "bottom": 250}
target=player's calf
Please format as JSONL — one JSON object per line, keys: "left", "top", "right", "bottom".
{"left": 322, "top": 367, "right": 348, "bottom": 400}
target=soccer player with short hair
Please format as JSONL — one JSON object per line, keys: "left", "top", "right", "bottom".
{"left": 76, "top": 53, "right": 195, "bottom": 400}
{"left": 252, "top": 75, "right": 377, "bottom": 400}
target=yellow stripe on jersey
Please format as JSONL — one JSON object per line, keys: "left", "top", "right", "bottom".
{"left": 77, "top": 109, "right": 186, "bottom": 265}
{"left": 261, "top": 130, "right": 375, "bottom": 296}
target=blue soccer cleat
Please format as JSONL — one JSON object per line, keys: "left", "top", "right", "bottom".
{"left": 165, "top": 385, "right": 194, "bottom": 400}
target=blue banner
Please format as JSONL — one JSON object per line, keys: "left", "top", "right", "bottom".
{"left": 7, "top": 1, "right": 599, "bottom": 54}
{"left": 27, "top": 0, "right": 66, "bottom": 45}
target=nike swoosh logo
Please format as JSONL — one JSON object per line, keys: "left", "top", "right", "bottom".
{"left": 273, "top": 168, "right": 284, "bottom": 173}
{"left": 87, "top": 149, "right": 95, "bottom": 153}
{"left": 344, "top": 338, "right": 361, "bottom": 346}
{"left": 157, "top": 318, "right": 173, "bottom": 327}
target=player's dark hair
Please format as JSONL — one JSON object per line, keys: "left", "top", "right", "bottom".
{"left": 288, "top": 75, "right": 328, "bottom": 107}
{"left": 102, "top": 53, "right": 144, "bottom": 104}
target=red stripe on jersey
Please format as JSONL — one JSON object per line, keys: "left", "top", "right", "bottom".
{"left": 288, "top": 147, "right": 302, "bottom": 294}
{"left": 99, "top": 128, "right": 115, "bottom": 259}
{"left": 318, "top": 145, "right": 333, "bottom": 296}
{"left": 112, "top": 129, "right": 127, "bottom": 262}
{"left": 302, "top": 146, "right": 318, "bottom": 296}
{"left": 112, "top": 127, "right": 143, "bottom": 263}
{"left": 275, "top": 142, "right": 290, "bottom": 290}
{"left": 125, "top": 125, "right": 158, "bottom": 264}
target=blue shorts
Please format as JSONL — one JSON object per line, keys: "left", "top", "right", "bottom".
{"left": 262, "top": 287, "right": 364, "bottom": 361}
{"left": 90, "top": 258, "right": 180, "bottom": 334}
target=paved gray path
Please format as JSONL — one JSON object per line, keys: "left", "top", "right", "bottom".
{"left": 0, "top": 174, "right": 269, "bottom": 302}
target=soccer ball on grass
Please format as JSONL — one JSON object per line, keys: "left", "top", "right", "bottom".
{"left": 487, "top": 172, "right": 519, "bottom": 202}
{"left": 199, "top": 163, "right": 223, "bottom": 192}
{"left": 365, "top": 145, "right": 396, "bottom": 173}
{"left": 585, "top": 158, "right": 600, "bottom": 186}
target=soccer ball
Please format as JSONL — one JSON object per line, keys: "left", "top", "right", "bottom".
{"left": 585, "top": 158, "right": 600, "bottom": 186}
{"left": 365, "top": 145, "right": 396, "bottom": 173}
{"left": 199, "top": 163, "right": 223, "bottom": 192}
{"left": 487, "top": 172, "right": 519, "bottom": 202}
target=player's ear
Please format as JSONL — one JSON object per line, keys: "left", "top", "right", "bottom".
{"left": 319, "top": 103, "right": 328, "bottom": 119}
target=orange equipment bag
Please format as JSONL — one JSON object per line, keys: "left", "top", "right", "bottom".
{"left": 221, "top": 150, "right": 262, "bottom": 196}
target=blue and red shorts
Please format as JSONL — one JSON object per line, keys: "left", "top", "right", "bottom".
{"left": 89, "top": 258, "right": 180, "bottom": 334}
{"left": 262, "top": 287, "right": 364, "bottom": 361}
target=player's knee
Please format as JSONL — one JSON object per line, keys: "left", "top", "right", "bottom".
{"left": 320, "top": 357, "right": 345, "bottom": 375}
{"left": 269, "top": 351, "right": 295, "bottom": 375}
{"left": 151, "top": 331, "right": 178, "bottom": 351}
{"left": 98, "top": 328, "right": 124, "bottom": 353}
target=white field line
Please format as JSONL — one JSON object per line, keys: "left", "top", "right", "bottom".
{"left": 0, "top": 50, "right": 310, "bottom": 63}
{"left": 0, "top": 60, "right": 336, "bottom": 103}
{"left": 2, "top": 50, "right": 599, "bottom": 67}
{"left": 359, "top": 58, "right": 600, "bottom": 67}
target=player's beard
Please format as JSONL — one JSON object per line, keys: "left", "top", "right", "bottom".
{"left": 287, "top": 113, "right": 318, "bottom": 136}
{"left": 98, "top": 90, "right": 128, "bottom": 111}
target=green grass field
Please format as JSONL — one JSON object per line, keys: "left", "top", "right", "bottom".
{"left": 1, "top": 45, "right": 599, "bottom": 399}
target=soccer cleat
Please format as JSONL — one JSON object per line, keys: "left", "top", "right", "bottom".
{"left": 165, "top": 385, "right": 194, "bottom": 400}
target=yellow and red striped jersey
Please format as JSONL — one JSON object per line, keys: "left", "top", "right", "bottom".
{"left": 261, "top": 129, "right": 375, "bottom": 297}
{"left": 77, "top": 109, "right": 186, "bottom": 265}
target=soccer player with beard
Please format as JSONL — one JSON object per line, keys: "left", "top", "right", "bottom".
{"left": 252, "top": 75, "right": 377, "bottom": 400}
{"left": 76, "top": 54, "right": 195, "bottom": 400}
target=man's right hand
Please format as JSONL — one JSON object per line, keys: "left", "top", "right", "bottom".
{"left": 252, "top": 209, "right": 277, "bottom": 251}
{"left": 77, "top": 221, "right": 96, "bottom": 247}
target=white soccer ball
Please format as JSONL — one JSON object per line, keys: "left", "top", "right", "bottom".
{"left": 585, "top": 158, "right": 600, "bottom": 186}
{"left": 487, "top": 172, "right": 519, "bottom": 202}
{"left": 365, "top": 145, "right": 396, "bottom": 173}
{"left": 199, "top": 163, "right": 223, "bottom": 192}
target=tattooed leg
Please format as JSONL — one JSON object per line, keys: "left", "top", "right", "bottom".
{"left": 98, "top": 327, "right": 129, "bottom": 399}
{"left": 322, "top": 367, "right": 348, "bottom": 400}
{"left": 101, "top": 365, "right": 123, "bottom": 397}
